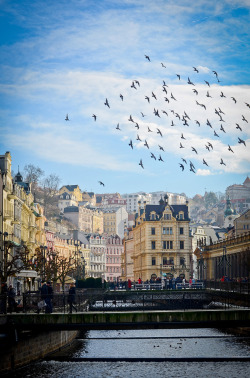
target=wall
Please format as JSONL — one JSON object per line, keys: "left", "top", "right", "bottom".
{"left": 0, "top": 329, "right": 78, "bottom": 373}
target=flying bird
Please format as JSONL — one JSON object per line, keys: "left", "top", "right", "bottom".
{"left": 208, "top": 142, "right": 213, "bottom": 149}
{"left": 145, "top": 55, "right": 150, "bottom": 61}
{"left": 220, "top": 158, "right": 226, "bottom": 166}
{"left": 145, "top": 96, "right": 150, "bottom": 103}
{"left": 206, "top": 119, "right": 212, "bottom": 128}
{"left": 182, "top": 158, "right": 187, "bottom": 164}
{"left": 214, "top": 130, "right": 219, "bottom": 137}
{"left": 203, "top": 159, "right": 209, "bottom": 167}
{"left": 128, "top": 115, "right": 134, "bottom": 122}
{"left": 228, "top": 145, "right": 234, "bottom": 153}
{"left": 148, "top": 127, "right": 153, "bottom": 132}
{"left": 195, "top": 120, "right": 200, "bottom": 127}
{"left": 171, "top": 120, "right": 175, "bottom": 127}
{"left": 206, "top": 91, "right": 212, "bottom": 98}
{"left": 219, "top": 107, "right": 225, "bottom": 114}
{"left": 192, "top": 89, "right": 198, "bottom": 95}
{"left": 65, "top": 114, "right": 70, "bottom": 121}
{"left": 163, "top": 80, "right": 168, "bottom": 87}
{"left": 162, "top": 110, "right": 168, "bottom": 116}
{"left": 238, "top": 137, "right": 246, "bottom": 146}
{"left": 162, "top": 87, "right": 168, "bottom": 94}
{"left": 188, "top": 77, "right": 195, "bottom": 85}
{"left": 176, "top": 74, "right": 181, "bottom": 80}
{"left": 181, "top": 134, "right": 186, "bottom": 140}
{"left": 134, "top": 122, "right": 139, "bottom": 129}
{"left": 231, "top": 97, "right": 237, "bottom": 103}
{"left": 242, "top": 115, "right": 248, "bottom": 123}
{"left": 92, "top": 114, "right": 97, "bottom": 121}
{"left": 204, "top": 80, "right": 210, "bottom": 87}
{"left": 154, "top": 108, "right": 160, "bottom": 117}
{"left": 236, "top": 124, "right": 242, "bottom": 131}
{"left": 191, "top": 147, "right": 198, "bottom": 154}
{"left": 151, "top": 153, "right": 156, "bottom": 160}
{"left": 180, "top": 142, "right": 184, "bottom": 148}
{"left": 139, "top": 159, "right": 144, "bottom": 169}
{"left": 141, "top": 112, "right": 146, "bottom": 117}
{"left": 179, "top": 163, "right": 185, "bottom": 171}
{"left": 164, "top": 97, "right": 170, "bottom": 103}
{"left": 98, "top": 181, "right": 105, "bottom": 186}
{"left": 136, "top": 134, "right": 141, "bottom": 141}
{"left": 220, "top": 124, "right": 226, "bottom": 133}
{"left": 184, "top": 111, "right": 190, "bottom": 120}
{"left": 159, "top": 145, "right": 165, "bottom": 151}
{"left": 144, "top": 140, "right": 149, "bottom": 149}
{"left": 152, "top": 91, "right": 157, "bottom": 100}
{"left": 104, "top": 98, "right": 110, "bottom": 108}
{"left": 193, "top": 67, "right": 199, "bottom": 73}
{"left": 161, "top": 63, "right": 166, "bottom": 68}
{"left": 212, "top": 70, "right": 218, "bottom": 78}
{"left": 135, "top": 80, "right": 140, "bottom": 87}
{"left": 120, "top": 94, "right": 124, "bottom": 101}
{"left": 245, "top": 102, "right": 250, "bottom": 108}
{"left": 116, "top": 123, "right": 121, "bottom": 130}
{"left": 157, "top": 128, "right": 163, "bottom": 137}
{"left": 131, "top": 81, "right": 137, "bottom": 89}
{"left": 129, "top": 140, "right": 133, "bottom": 149}
{"left": 171, "top": 93, "right": 177, "bottom": 101}
{"left": 190, "top": 166, "right": 196, "bottom": 173}
{"left": 220, "top": 92, "right": 226, "bottom": 98}
{"left": 158, "top": 155, "right": 164, "bottom": 162}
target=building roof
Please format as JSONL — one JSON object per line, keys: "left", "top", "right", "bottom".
{"left": 61, "top": 185, "right": 79, "bottom": 192}
{"left": 64, "top": 206, "right": 79, "bottom": 213}
{"left": 243, "top": 176, "right": 250, "bottom": 185}
{"left": 136, "top": 201, "right": 189, "bottom": 221}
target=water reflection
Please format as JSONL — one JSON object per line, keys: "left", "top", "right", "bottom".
{"left": 6, "top": 329, "right": 250, "bottom": 378}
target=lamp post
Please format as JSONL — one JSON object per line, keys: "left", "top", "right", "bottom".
{"left": 0, "top": 231, "right": 9, "bottom": 284}
{"left": 196, "top": 249, "right": 206, "bottom": 280}
{"left": 218, "top": 245, "right": 231, "bottom": 279}
{"left": 40, "top": 245, "right": 47, "bottom": 280}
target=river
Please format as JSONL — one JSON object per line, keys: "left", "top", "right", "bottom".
{"left": 5, "top": 328, "right": 250, "bottom": 378}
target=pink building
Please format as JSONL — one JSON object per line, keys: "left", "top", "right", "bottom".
{"left": 105, "top": 235, "right": 123, "bottom": 283}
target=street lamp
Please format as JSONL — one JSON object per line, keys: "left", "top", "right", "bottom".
{"left": 196, "top": 249, "right": 206, "bottom": 280}
{"left": 40, "top": 245, "right": 47, "bottom": 280}
{"left": 217, "top": 245, "right": 231, "bottom": 279}
{"left": 0, "top": 231, "right": 9, "bottom": 284}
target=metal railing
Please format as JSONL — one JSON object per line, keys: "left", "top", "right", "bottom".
{"left": 204, "top": 280, "right": 250, "bottom": 295}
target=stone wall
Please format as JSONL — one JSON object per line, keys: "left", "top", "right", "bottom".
{"left": 0, "top": 329, "right": 78, "bottom": 373}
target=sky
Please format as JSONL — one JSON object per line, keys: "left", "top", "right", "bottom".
{"left": 0, "top": 0, "right": 249, "bottom": 198}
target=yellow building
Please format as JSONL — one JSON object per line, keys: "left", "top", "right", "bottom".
{"left": 92, "top": 209, "right": 104, "bottom": 234}
{"left": 132, "top": 196, "right": 192, "bottom": 281}
{"left": 59, "top": 185, "right": 82, "bottom": 202}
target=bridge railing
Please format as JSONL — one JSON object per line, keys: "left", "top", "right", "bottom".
{"left": 204, "top": 280, "right": 250, "bottom": 295}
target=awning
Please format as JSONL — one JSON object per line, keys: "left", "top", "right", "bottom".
{"left": 16, "top": 270, "right": 38, "bottom": 278}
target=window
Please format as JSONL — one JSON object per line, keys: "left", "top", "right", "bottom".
{"left": 152, "top": 257, "right": 156, "bottom": 266}
{"left": 151, "top": 241, "right": 156, "bottom": 250}
{"left": 163, "top": 257, "right": 168, "bottom": 265}
{"left": 179, "top": 213, "right": 184, "bottom": 220}
{"left": 151, "top": 227, "right": 155, "bottom": 235}
{"left": 164, "top": 213, "right": 171, "bottom": 220}
{"left": 163, "top": 241, "right": 166, "bottom": 249}
{"left": 164, "top": 227, "right": 173, "bottom": 235}
{"left": 151, "top": 213, "right": 155, "bottom": 220}
{"left": 167, "top": 241, "right": 173, "bottom": 249}
{"left": 180, "top": 257, "right": 185, "bottom": 265}
{"left": 180, "top": 241, "right": 184, "bottom": 249}
{"left": 180, "top": 227, "right": 184, "bottom": 235}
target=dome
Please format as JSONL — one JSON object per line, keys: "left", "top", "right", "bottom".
{"left": 224, "top": 196, "right": 233, "bottom": 217}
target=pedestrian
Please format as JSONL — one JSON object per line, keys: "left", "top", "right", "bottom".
{"left": 68, "top": 283, "right": 77, "bottom": 313}
{"left": 0, "top": 282, "right": 8, "bottom": 314}
{"left": 8, "top": 285, "right": 16, "bottom": 313}
{"left": 128, "top": 279, "right": 132, "bottom": 290}
{"left": 138, "top": 277, "right": 142, "bottom": 285}
{"left": 38, "top": 280, "right": 48, "bottom": 313}
{"left": 189, "top": 277, "right": 192, "bottom": 288}
{"left": 172, "top": 277, "right": 176, "bottom": 290}
{"left": 46, "top": 281, "right": 53, "bottom": 313}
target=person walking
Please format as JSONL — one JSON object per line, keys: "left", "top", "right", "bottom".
{"left": 38, "top": 280, "right": 48, "bottom": 313}
{"left": 0, "top": 282, "right": 8, "bottom": 314}
{"left": 68, "top": 283, "right": 77, "bottom": 313}
{"left": 8, "top": 285, "right": 16, "bottom": 313}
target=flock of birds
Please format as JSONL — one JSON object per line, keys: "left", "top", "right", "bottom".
{"left": 65, "top": 54, "right": 249, "bottom": 184}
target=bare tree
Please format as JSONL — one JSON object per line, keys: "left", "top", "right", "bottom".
{"left": 42, "top": 173, "right": 61, "bottom": 217}
{"left": 23, "top": 164, "right": 44, "bottom": 194}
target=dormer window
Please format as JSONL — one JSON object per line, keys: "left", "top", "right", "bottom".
{"left": 150, "top": 212, "right": 156, "bottom": 220}
{"left": 164, "top": 213, "right": 171, "bottom": 220}
{"left": 179, "top": 212, "right": 184, "bottom": 220}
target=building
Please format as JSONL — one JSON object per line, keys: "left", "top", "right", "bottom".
{"left": 234, "top": 209, "right": 250, "bottom": 236}
{"left": 58, "top": 191, "right": 78, "bottom": 213}
{"left": 103, "top": 207, "right": 128, "bottom": 238}
{"left": 86, "top": 234, "right": 107, "bottom": 279}
{"left": 132, "top": 195, "right": 192, "bottom": 281}
{"left": 59, "top": 185, "right": 83, "bottom": 202}
{"left": 64, "top": 205, "right": 93, "bottom": 233}
{"left": 105, "top": 235, "right": 123, "bottom": 283}
{"left": 122, "top": 191, "right": 187, "bottom": 214}
{"left": 121, "top": 228, "right": 134, "bottom": 281}
{"left": 226, "top": 177, "right": 250, "bottom": 213}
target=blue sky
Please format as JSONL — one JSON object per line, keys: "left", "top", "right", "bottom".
{"left": 0, "top": 0, "right": 249, "bottom": 198}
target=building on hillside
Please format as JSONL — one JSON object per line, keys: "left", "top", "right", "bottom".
{"left": 90, "top": 208, "right": 103, "bottom": 234}
{"left": 132, "top": 196, "right": 192, "bottom": 281}
{"left": 105, "top": 235, "right": 123, "bottom": 283}
{"left": 225, "top": 177, "right": 250, "bottom": 213}
{"left": 82, "top": 191, "right": 96, "bottom": 206}
{"left": 95, "top": 193, "right": 124, "bottom": 208}
{"left": 121, "top": 228, "right": 134, "bottom": 281}
{"left": 86, "top": 234, "right": 107, "bottom": 279}
{"left": 234, "top": 209, "right": 250, "bottom": 236}
{"left": 64, "top": 205, "right": 93, "bottom": 233}
{"left": 223, "top": 196, "right": 239, "bottom": 228}
{"left": 59, "top": 185, "right": 82, "bottom": 202}
{"left": 102, "top": 207, "right": 128, "bottom": 238}
{"left": 58, "top": 191, "right": 78, "bottom": 213}
{"left": 122, "top": 191, "right": 187, "bottom": 214}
